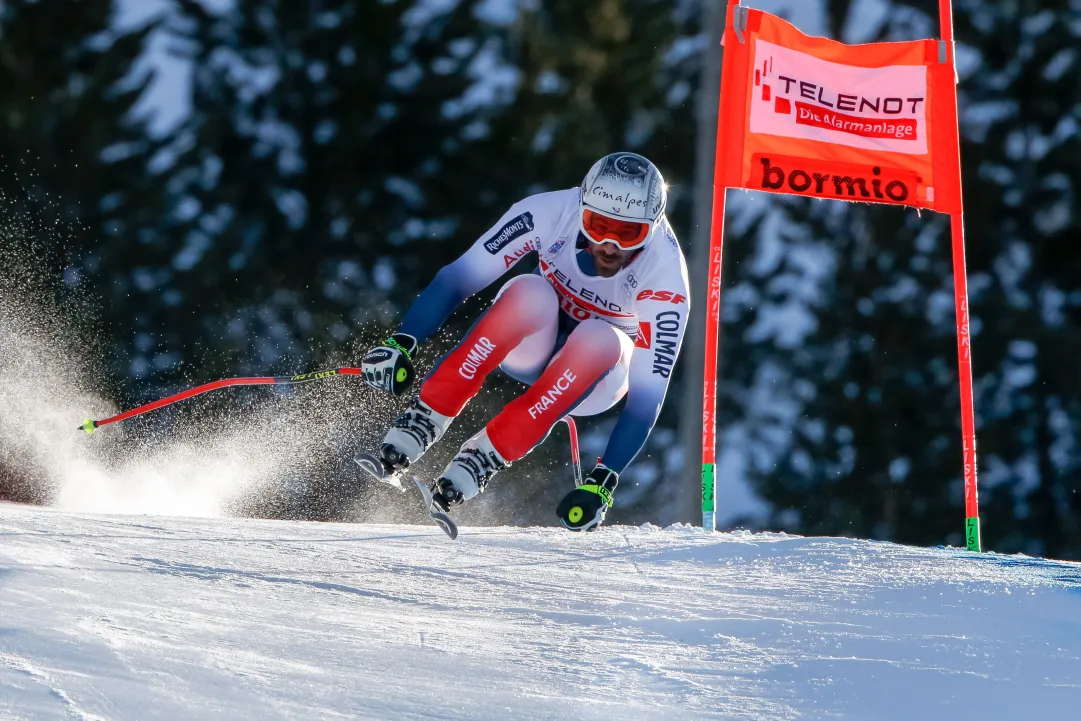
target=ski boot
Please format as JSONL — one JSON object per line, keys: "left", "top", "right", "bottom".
{"left": 355, "top": 397, "right": 453, "bottom": 488}
{"left": 429, "top": 429, "right": 508, "bottom": 510}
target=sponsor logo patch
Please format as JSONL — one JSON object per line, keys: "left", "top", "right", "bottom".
{"left": 590, "top": 185, "right": 650, "bottom": 213}
{"left": 547, "top": 237, "right": 568, "bottom": 255}
{"left": 363, "top": 348, "right": 393, "bottom": 364}
{"left": 503, "top": 239, "right": 537, "bottom": 268}
{"left": 636, "top": 289, "right": 687, "bottom": 304}
{"left": 615, "top": 154, "right": 648, "bottom": 176}
{"left": 539, "top": 259, "right": 634, "bottom": 321}
{"left": 750, "top": 39, "right": 929, "bottom": 155}
{"left": 458, "top": 337, "right": 497, "bottom": 380}
{"left": 753, "top": 154, "right": 917, "bottom": 205}
{"left": 291, "top": 370, "right": 338, "bottom": 381}
{"left": 528, "top": 369, "right": 577, "bottom": 419}
{"left": 651, "top": 311, "right": 682, "bottom": 378}
{"left": 635, "top": 322, "right": 652, "bottom": 349}
{"left": 484, "top": 212, "right": 535, "bottom": 254}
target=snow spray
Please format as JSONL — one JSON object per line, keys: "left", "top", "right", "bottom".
{"left": 0, "top": 184, "right": 380, "bottom": 519}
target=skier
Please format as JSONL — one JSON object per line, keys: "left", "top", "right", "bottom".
{"left": 358, "top": 152, "right": 688, "bottom": 532}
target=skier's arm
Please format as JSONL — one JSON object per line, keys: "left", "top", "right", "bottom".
{"left": 600, "top": 271, "right": 689, "bottom": 474}
{"left": 397, "top": 200, "right": 545, "bottom": 344}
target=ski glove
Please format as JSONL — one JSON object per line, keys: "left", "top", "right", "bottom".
{"left": 361, "top": 333, "right": 419, "bottom": 396}
{"left": 557, "top": 463, "right": 619, "bottom": 532}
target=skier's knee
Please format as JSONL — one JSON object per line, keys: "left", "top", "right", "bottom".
{"left": 499, "top": 274, "right": 558, "bottom": 308}
{"left": 489, "top": 275, "right": 558, "bottom": 334}
{"left": 567, "top": 319, "right": 626, "bottom": 366}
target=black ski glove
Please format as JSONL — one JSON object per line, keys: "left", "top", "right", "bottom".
{"left": 361, "top": 333, "right": 418, "bottom": 396}
{"left": 557, "top": 463, "right": 619, "bottom": 532}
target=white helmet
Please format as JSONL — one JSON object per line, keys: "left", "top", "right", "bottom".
{"left": 580, "top": 152, "right": 667, "bottom": 250}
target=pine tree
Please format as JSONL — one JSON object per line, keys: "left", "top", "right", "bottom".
{"left": 0, "top": 0, "right": 165, "bottom": 501}
{"left": 950, "top": 0, "right": 1081, "bottom": 556}
{"left": 127, "top": 0, "right": 504, "bottom": 387}
{"left": 0, "top": 0, "right": 163, "bottom": 282}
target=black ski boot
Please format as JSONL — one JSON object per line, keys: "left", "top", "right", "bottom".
{"left": 429, "top": 478, "right": 465, "bottom": 513}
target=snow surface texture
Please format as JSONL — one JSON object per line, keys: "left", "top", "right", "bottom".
{"left": 2, "top": 505, "right": 1079, "bottom": 720}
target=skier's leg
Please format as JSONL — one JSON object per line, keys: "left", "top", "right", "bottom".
{"left": 488, "top": 319, "right": 633, "bottom": 460}
{"left": 487, "top": 277, "right": 562, "bottom": 385}
{"left": 420, "top": 274, "right": 559, "bottom": 416}
{"left": 434, "top": 319, "right": 632, "bottom": 504}
{"left": 565, "top": 342, "right": 632, "bottom": 417}
{"left": 380, "top": 275, "right": 559, "bottom": 471}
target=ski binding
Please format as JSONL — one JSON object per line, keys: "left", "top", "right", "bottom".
{"left": 354, "top": 451, "right": 404, "bottom": 491}
{"left": 412, "top": 476, "right": 458, "bottom": 540}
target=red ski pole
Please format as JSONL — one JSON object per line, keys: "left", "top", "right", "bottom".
{"left": 78, "top": 367, "right": 363, "bottom": 435}
{"left": 561, "top": 416, "right": 582, "bottom": 487}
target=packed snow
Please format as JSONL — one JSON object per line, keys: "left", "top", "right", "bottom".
{"left": 2, "top": 504, "right": 1079, "bottom": 720}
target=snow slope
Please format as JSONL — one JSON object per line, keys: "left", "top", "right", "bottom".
{"left": 2, "top": 505, "right": 1079, "bottom": 720}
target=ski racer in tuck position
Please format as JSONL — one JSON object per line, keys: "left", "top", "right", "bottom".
{"left": 357, "top": 152, "right": 689, "bottom": 531}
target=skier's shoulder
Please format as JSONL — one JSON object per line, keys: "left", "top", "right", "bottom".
{"left": 511, "top": 187, "right": 580, "bottom": 216}
{"left": 639, "top": 216, "right": 688, "bottom": 288}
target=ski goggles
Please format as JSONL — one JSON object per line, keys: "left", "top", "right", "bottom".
{"left": 581, "top": 208, "right": 652, "bottom": 250}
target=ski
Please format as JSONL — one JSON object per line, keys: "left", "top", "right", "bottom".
{"left": 354, "top": 452, "right": 457, "bottom": 539}
{"left": 411, "top": 476, "right": 458, "bottom": 540}
{"left": 353, "top": 451, "right": 405, "bottom": 491}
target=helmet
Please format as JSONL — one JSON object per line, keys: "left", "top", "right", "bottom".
{"left": 580, "top": 152, "right": 667, "bottom": 251}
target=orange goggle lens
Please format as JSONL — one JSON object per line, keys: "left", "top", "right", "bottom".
{"left": 582, "top": 209, "right": 650, "bottom": 249}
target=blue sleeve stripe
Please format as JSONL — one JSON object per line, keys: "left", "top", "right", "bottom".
{"left": 601, "top": 395, "right": 662, "bottom": 474}
{"left": 398, "top": 264, "right": 471, "bottom": 344}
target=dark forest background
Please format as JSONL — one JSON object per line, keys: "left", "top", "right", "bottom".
{"left": 0, "top": 0, "right": 1078, "bottom": 558}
